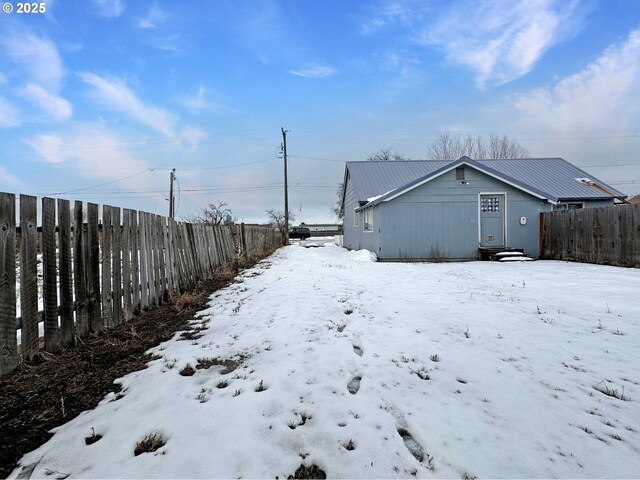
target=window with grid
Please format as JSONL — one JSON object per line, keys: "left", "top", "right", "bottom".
{"left": 480, "top": 196, "right": 500, "bottom": 212}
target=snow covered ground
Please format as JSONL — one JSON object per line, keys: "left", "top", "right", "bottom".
{"left": 10, "top": 242, "right": 640, "bottom": 479}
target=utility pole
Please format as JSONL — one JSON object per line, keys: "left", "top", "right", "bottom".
{"left": 282, "top": 128, "right": 289, "bottom": 244}
{"left": 168, "top": 168, "right": 175, "bottom": 218}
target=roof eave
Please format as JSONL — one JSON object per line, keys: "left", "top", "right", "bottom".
{"left": 356, "top": 157, "right": 554, "bottom": 210}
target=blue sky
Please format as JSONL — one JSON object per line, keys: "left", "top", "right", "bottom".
{"left": 1, "top": 0, "right": 639, "bottom": 223}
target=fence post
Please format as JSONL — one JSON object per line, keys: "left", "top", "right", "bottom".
{"left": 42, "top": 197, "right": 59, "bottom": 353}
{"left": 0, "top": 193, "right": 17, "bottom": 377}
{"left": 20, "top": 195, "right": 39, "bottom": 361}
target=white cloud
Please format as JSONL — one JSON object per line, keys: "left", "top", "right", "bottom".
{"left": 0, "top": 73, "right": 7, "bottom": 84}
{"left": 18, "top": 84, "right": 72, "bottom": 122}
{"left": 289, "top": 64, "right": 337, "bottom": 79}
{"left": 179, "top": 85, "right": 231, "bottom": 114}
{"left": 27, "top": 126, "right": 152, "bottom": 186}
{"left": 421, "top": 0, "right": 583, "bottom": 87}
{"left": 26, "top": 133, "right": 65, "bottom": 163}
{"left": 79, "top": 72, "right": 179, "bottom": 140}
{"left": 92, "top": 0, "right": 124, "bottom": 18}
{"left": 2, "top": 33, "right": 64, "bottom": 89}
{"left": 512, "top": 29, "right": 640, "bottom": 130}
{"left": 0, "top": 165, "right": 20, "bottom": 188}
{"left": 181, "top": 125, "right": 208, "bottom": 150}
{"left": 181, "top": 85, "right": 209, "bottom": 112}
{"left": 0, "top": 97, "right": 21, "bottom": 127}
{"left": 2, "top": 33, "right": 73, "bottom": 121}
{"left": 360, "top": 1, "right": 426, "bottom": 35}
{"left": 0, "top": 165, "right": 19, "bottom": 186}
{"left": 137, "top": 3, "right": 167, "bottom": 29}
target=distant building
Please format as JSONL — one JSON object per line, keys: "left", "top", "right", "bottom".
{"left": 299, "top": 223, "right": 342, "bottom": 236}
{"left": 628, "top": 194, "right": 640, "bottom": 205}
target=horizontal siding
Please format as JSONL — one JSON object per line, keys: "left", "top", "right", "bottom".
{"left": 379, "top": 168, "right": 552, "bottom": 259}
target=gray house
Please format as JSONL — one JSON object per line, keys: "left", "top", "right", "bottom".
{"left": 340, "top": 157, "right": 625, "bottom": 260}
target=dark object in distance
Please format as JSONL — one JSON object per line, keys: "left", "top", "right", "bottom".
{"left": 289, "top": 227, "right": 311, "bottom": 240}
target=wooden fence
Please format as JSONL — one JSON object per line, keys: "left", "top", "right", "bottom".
{"left": 0, "top": 192, "right": 282, "bottom": 378}
{"left": 540, "top": 204, "right": 640, "bottom": 268}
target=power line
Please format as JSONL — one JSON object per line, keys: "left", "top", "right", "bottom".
{"left": 49, "top": 168, "right": 153, "bottom": 195}
{"left": 174, "top": 158, "right": 277, "bottom": 170}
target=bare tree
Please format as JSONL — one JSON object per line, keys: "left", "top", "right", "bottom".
{"left": 426, "top": 132, "right": 529, "bottom": 159}
{"left": 367, "top": 148, "right": 407, "bottom": 161}
{"left": 486, "top": 133, "right": 529, "bottom": 159}
{"left": 266, "top": 209, "right": 295, "bottom": 234}
{"left": 185, "top": 201, "right": 233, "bottom": 225}
{"left": 331, "top": 182, "right": 343, "bottom": 219}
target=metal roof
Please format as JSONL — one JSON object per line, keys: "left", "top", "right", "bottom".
{"left": 346, "top": 158, "right": 625, "bottom": 205}
{"left": 346, "top": 160, "right": 450, "bottom": 203}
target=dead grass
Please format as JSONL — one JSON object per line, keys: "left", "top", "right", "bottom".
{"left": 594, "top": 381, "right": 630, "bottom": 401}
{"left": 179, "top": 364, "right": 195, "bottom": 377}
{"left": 134, "top": 431, "right": 166, "bottom": 456}
{"left": 287, "top": 464, "right": 327, "bottom": 479}
{"left": 172, "top": 292, "right": 207, "bottom": 312}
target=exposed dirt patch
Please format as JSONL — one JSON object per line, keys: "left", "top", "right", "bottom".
{"left": 0, "top": 262, "right": 256, "bottom": 478}
{"left": 287, "top": 464, "right": 327, "bottom": 479}
{"left": 179, "top": 364, "right": 196, "bottom": 377}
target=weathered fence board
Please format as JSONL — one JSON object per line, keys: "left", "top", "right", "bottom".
{"left": 541, "top": 204, "right": 640, "bottom": 268}
{"left": 145, "top": 212, "right": 156, "bottom": 306}
{"left": 58, "top": 199, "right": 74, "bottom": 347}
{"left": 152, "top": 215, "right": 162, "bottom": 304}
{"left": 122, "top": 209, "right": 133, "bottom": 321}
{"left": 87, "top": 203, "right": 102, "bottom": 333}
{"left": 102, "top": 206, "right": 113, "bottom": 328}
{"left": 42, "top": 197, "right": 58, "bottom": 353}
{"left": 0, "top": 193, "right": 17, "bottom": 378}
{"left": 1, "top": 189, "right": 282, "bottom": 377}
{"left": 130, "top": 209, "right": 140, "bottom": 314}
{"left": 138, "top": 210, "right": 149, "bottom": 310}
{"left": 112, "top": 207, "right": 122, "bottom": 326}
{"left": 74, "top": 201, "right": 89, "bottom": 338}
{"left": 20, "top": 195, "right": 39, "bottom": 361}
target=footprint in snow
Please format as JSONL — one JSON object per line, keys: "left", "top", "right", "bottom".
{"left": 353, "top": 345, "right": 363, "bottom": 356}
{"left": 347, "top": 376, "right": 362, "bottom": 394}
{"left": 397, "top": 428, "right": 425, "bottom": 463}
